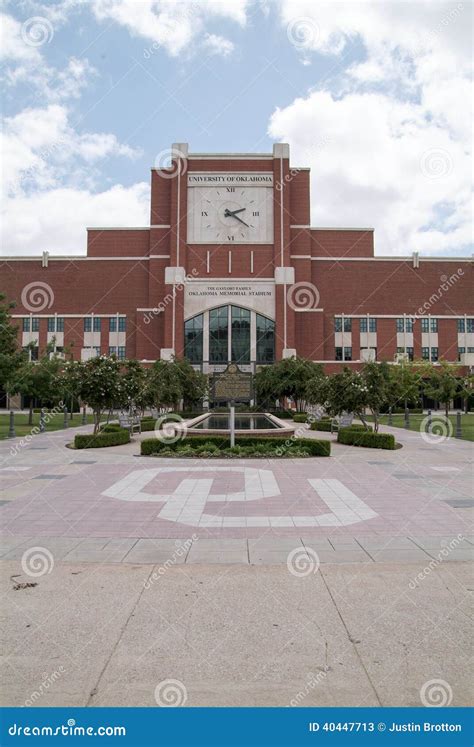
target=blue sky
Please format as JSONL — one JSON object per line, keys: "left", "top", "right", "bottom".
{"left": 1, "top": 1, "right": 472, "bottom": 257}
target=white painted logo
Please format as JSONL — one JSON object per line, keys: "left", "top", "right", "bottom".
{"left": 102, "top": 468, "right": 377, "bottom": 528}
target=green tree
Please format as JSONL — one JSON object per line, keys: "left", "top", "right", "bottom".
{"left": 324, "top": 368, "right": 369, "bottom": 426}
{"left": 359, "top": 361, "right": 392, "bottom": 432}
{"left": 148, "top": 360, "right": 183, "bottom": 411}
{"left": 174, "top": 358, "right": 207, "bottom": 409}
{"left": 386, "top": 360, "right": 422, "bottom": 413}
{"left": 54, "top": 359, "right": 85, "bottom": 420}
{"left": 255, "top": 357, "right": 323, "bottom": 411}
{"left": 80, "top": 356, "right": 122, "bottom": 433}
{"left": 421, "top": 359, "right": 464, "bottom": 418}
{"left": 0, "top": 294, "right": 24, "bottom": 394}
{"left": 9, "top": 345, "right": 63, "bottom": 424}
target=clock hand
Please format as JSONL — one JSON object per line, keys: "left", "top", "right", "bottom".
{"left": 224, "top": 207, "right": 246, "bottom": 217}
{"left": 233, "top": 214, "right": 249, "bottom": 228}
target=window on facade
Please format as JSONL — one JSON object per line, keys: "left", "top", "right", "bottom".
{"left": 397, "top": 318, "right": 414, "bottom": 333}
{"left": 84, "top": 318, "right": 91, "bottom": 332}
{"left": 397, "top": 346, "right": 414, "bottom": 361}
{"left": 335, "top": 347, "right": 352, "bottom": 361}
{"left": 31, "top": 318, "right": 39, "bottom": 332}
{"left": 421, "top": 318, "right": 438, "bottom": 333}
{"left": 431, "top": 347, "right": 439, "bottom": 362}
{"left": 184, "top": 314, "right": 203, "bottom": 364}
{"left": 457, "top": 319, "right": 465, "bottom": 333}
{"left": 31, "top": 347, "right": 39, "bottom": 361}
{"left": 231, "top": 306, "right": 250, "bottom": 364}
{"left": 467, "top": 319, "right": 474, "bottom": 333}
{"left": 47, "top": 317, "right": 64, "bottom": 332}
{"left": 209, "top": 307, "right": 228, "bottom": 363}
{"left": 360, "top": 318, "right": 377, "bottom": 333}
{"left": 22, "top": 318, "right": 30, "bottom": 332}
{"left": 335, "top": 317, "right": 352, "bottom": 332}
{"left": 109, "top": 317, "right": 126, "bottom": 332}
{"left": 93, "top": 317, "right": 101, "bottom": 332}
{"left": 421, "top": 347, "right": 429, "bottom": 360}
{"left": 256, "top": 314, "right": 275, "bottom": 364}
{"left": 458, "top": 347, "right": 465, "bottom": 360}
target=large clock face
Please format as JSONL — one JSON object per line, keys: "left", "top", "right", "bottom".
{"left": 187, "top": 178, "right": 273, "bottom": 244}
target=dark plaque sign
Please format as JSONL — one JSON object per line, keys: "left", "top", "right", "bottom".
{"left": 211, "top": 363, "right": 253, "bottom": 403}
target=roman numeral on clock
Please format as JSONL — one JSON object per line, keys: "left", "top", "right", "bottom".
{"left": 201, "top": 211, "right": 208, "bottom": 216}
{"left": 226, "top": 187, "right": 235, "bottom": 193}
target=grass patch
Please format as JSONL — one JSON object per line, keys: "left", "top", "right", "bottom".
{"left": 141, "top": 434, "right": 331, "bottom": 458}
{"left": 0, "top": 412, "right": 96, "bottom": 440}
{"left": 367, "top": 413, "right": 474, "bottom": 442}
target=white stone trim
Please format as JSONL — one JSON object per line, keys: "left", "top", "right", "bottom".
{"left": 275, "top": 267, "right": 295, "bottom": 285}
{"left": 290, "top": 226, "right": 374, "bottom": 231}
{"left": 290, "top": 255, "right": 472, "bottom": 262}
{"left": 86, "top": 226, "right": 149, "bottom": 231}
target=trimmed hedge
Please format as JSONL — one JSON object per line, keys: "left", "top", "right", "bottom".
{"left": 141, "top": 434, "right": 331, "bottom": 458}
{"left": 99, "top": 423, "right": 123, "bottom": 433}
{"left": 310, "top": 419, "right": 332, "bottom": 432}
{"left": 293, "top": 413, "right": 308, "bottom": 423}
{"left": 74, "top": 429, "right": 130, "bottom": 449}
{"left": 337, "top": 428, "right": 395, "bottom": 450}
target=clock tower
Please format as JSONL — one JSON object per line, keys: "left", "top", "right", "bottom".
{"left": 155, "top": 141, "right": 299, "bottom": 371}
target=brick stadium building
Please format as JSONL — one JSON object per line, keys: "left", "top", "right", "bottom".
{"left": 2, "top": 143, "right": 473, "bottom": 392}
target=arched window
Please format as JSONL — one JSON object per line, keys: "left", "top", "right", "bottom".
{"left": 209, "top": 306, "right": 228, "bottom": 363}
{"left": 184, "top": 313, "right": 203, "bottom": 363}
{"left": 231, "top": 306, "right": 250, "bottom": 364}
{"left": 256, "top": 313, "right": 275, "bottom": 364}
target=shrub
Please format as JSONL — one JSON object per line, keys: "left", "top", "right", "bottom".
{"left": 268, "top": 410, "right": 294, "bottom": 419}
{"left": 293, "top": 413, "right": 308, "bottom": 423}
{"left": 140, "top": 419, "right": 156, "bottom": 432}
{"left": 74, "top": 429, "right": 130, "bottom": 449}
{"left": 310, "top": 420, "right": 332, "bottom": 432}
{"left": 99, "top": 423, "right": 123, "bottom": 433}
{"left": 141, "top": 435, "right": 331, "bottom": 458}
{"left": 337, "top": 428, "right": 395, "bottom": 450}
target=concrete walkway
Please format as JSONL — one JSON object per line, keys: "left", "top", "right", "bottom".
{"left": 2, "top": 559, "right": 472, "bottom": 707}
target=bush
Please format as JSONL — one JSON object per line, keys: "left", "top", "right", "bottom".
{"left": 74, "top": 429, "right": 130, "bottom": 449}
{"left": 337, "top": 428, "right": 395, "bottom": 450}
{"left": 268, "top": 410, "right": 294, "bottom": 419}
{"left": 140, "top": 419, "right": 156, "bottom": 432}
{"left": 141, "top": 434, "right": 331, "bottom": 458}
{"left": 310, "top": 420, "right": 332, "bottom": 432}
{"left": 99, "top": 423, "right": 123, "bottom": 433}
{"left": 292, "top": 413, "right": 308, "bottom": 423}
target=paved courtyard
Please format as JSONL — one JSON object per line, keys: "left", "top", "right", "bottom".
{"left": 1, "top": 423, "right": 472, "bottom": 707}
{"left": 0, "top": 422, "right": 472, "bottom": 562}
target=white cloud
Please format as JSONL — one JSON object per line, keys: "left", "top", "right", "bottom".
{"left": 202, "top": 33, "right": 235, "bottom": 57}
{"left": 2, "top": 104, "right": 141, "bottom": 196}
{"left": 1, "top": 104, "right": 147, "bottom": 255}
{"left": 2, "top": 183, "right": 150, "bottom": 256}
{"left": 274, "top": 0, "right": 472, "bottom": 255}
{"left": 90, "top": 0, "right": 248, "bottom": 56}
{"left": 1, "top": 12, "right": 96, "bottom": 100}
